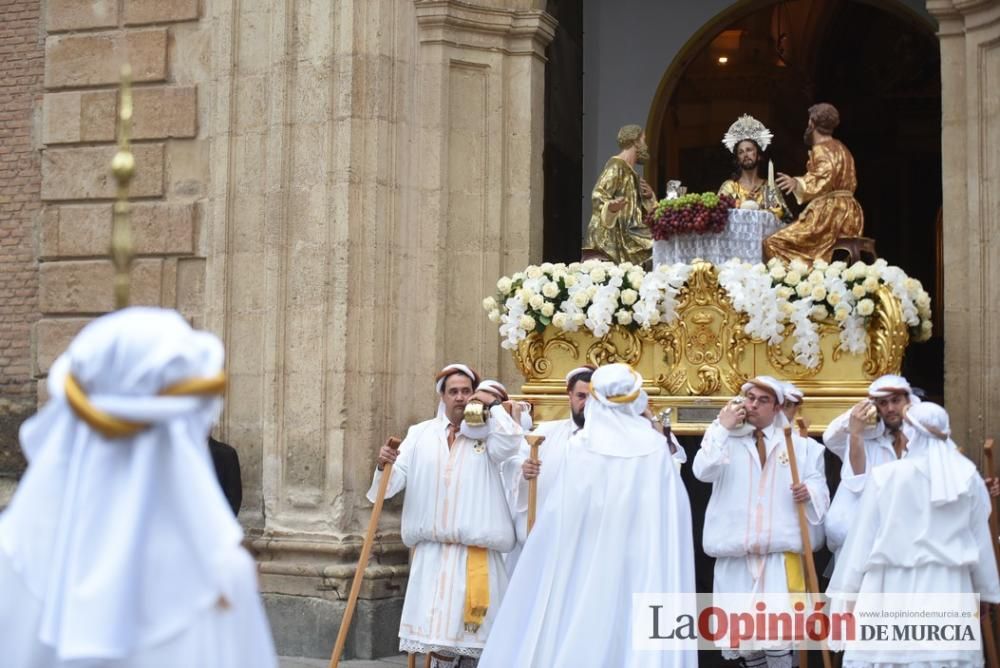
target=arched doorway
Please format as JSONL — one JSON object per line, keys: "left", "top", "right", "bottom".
{"left": 646, "top": 0, "right": 943, "bottom": 398}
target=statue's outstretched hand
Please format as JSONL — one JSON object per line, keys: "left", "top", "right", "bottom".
{"left": 775, "top": 173, "right": 797, "bottom": 195}
{"left": 607, "top": 197, "right": 625, "bottom": 213}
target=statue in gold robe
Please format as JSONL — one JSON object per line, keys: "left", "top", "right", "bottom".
{"left": 718, "top": 115, "right": 790, "bottom": 222}
{"left": 583, "top": 125, "right": 656, "bottom": 266}
{"left": 766, "top": 103, "right": 864, "bottom": 263}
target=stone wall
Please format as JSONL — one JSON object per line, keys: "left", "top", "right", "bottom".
{"left": 927, "top": 0, "right": 1000, "bottom": 454}
{"left": 0, "top": 0, "right": 44, "bottom": 501}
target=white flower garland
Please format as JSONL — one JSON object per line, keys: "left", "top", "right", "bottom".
{"left": 486, "top": 258, "right": 934, "bottom": 363}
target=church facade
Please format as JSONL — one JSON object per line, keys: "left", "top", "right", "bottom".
{"left": 0, "top": 0, "right": 998, "bottom": 659}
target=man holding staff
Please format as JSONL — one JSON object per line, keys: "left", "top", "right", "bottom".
{"left": 693, "top": 376, "right": 829, "bottom": 668}
{"left": 369, "top": 363, "right": 524, "bottom": 668}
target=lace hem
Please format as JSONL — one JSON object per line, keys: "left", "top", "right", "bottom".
{"left": 399, "top": 638, "right": 482, "bottom": 658}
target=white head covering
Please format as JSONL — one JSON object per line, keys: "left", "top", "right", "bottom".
{"left": 901, "top": 402, "right": 974, "bottom": 506}
{"left": 0, "top": 307, "right": 241, "bottom": 661}
{"left": 782, "top": 381, "right": 804, "bottom": 404}
{"left": 477, "top": 379, "right": 509, "bottom": 402}
{"left": 564, "top": 366, "right": 595, "bottom": 387}
{"left": 741, "top": 375, "right": 786, "bottom": 405}
{"left": 580, "top": 364, "right": 660, "bottom": 458}
{"left": 868, "top": 374, "right": 920, "bottom": 404}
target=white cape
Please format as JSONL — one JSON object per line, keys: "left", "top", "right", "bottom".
{"left": 478, "top": 434, "right": 697, "bottom": 668}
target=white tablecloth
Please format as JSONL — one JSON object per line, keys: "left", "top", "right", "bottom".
{"left": 652, "top": 208, "right": 782, "bottom": 267}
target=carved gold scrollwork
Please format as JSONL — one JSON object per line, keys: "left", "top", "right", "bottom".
{"left": 639, "top": 325, "right": 687, "bottom": 394}
{"left": 687, "top": 365, "right": 722, "bottom": 395}
{"left": 514, "top": 332, "right": 580, "bottom": 382}
{"left": 863, "top": 286, "right": 908, "bottom": 378}
{"left": 587, "top": 326, "right": 642, "bottom": 367}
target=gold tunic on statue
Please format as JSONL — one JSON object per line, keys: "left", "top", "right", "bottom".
{"left": 717, "top": 179, "right": 791, "bottom": 223}
{"left": 583, "top": 157, "right": 654, "bottom": 266}
{"left": 763, "top": 139, "right": 864, "bottom": 263}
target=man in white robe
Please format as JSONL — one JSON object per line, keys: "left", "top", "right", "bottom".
{"left": 828, "top": 401, "right": 1000, "bottom": 667}
{"left": 0, "top": 307, "right": 277, "bottom": 668}
{"left": 369, "top": 363, "right": 523, "bottom": 667}
{"left": 822, "top": 374, "right": 918, "bottom": 556}
{"left": 693, "top": 375, "right": 829, "bottom": 668}
{"left": 478, "top": 363, "right": 697, "bottom": 668}
{"left": 498, "top": 365, "right": 593, "bottom": 573}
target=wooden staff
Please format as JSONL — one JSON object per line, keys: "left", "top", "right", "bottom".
{"left": 783, "top": 425, "right": 832, "bottom": 668}
{"left": 329, "top": 437, "right": 402, "bottom": 668}
{"left": 525, "top": 434, "right": 545, "bottom": 534}
{"left": 796, "top": 416, "right": 809, "bottom": 438}
{"left": 983, "top": 439, "right": 1000, "bottom": 664}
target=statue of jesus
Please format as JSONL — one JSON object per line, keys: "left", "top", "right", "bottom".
{"left": 718, "top": 114, "right": 790, "bottom": 222}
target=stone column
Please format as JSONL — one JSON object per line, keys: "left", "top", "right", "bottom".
{"left": 926, "top": 0, "right": 1000, "bottom": 454}
{"left": 198, "top": 0, "right": 554, "bottom": 659}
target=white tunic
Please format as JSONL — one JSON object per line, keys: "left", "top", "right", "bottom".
{"left": 694, "top": 420, "right": 829, "bottom": 655}
{"left": 828, "top": 453, "right": 1000, "bottom": 667}
{"left": 823, "top": 412, "right": 905, "bottom": 554}
{"left": 479, "top": 431, "right": 697, "bottom": 668}
{"left": 0, "top": 546, "right": 276, "bottom": 668}
{"left": 502, "top": 419, "right": 687, "bottom": 574}
{"left": 367, "top": 406, "right": 522, "bottom": 658}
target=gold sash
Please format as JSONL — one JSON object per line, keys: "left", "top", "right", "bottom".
{"left": 463, "top": 546, "right": 490, "bottom": 632}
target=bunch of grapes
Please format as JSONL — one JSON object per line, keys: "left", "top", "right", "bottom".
{"left": 646, "top": 192, "right": 735, "bottom": 240}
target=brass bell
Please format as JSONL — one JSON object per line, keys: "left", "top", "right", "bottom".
{"left": 463, "top": 400, "right": 488, "bottom": 427}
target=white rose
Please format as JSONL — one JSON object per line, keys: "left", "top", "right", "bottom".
{"left": 834, "top": 305, "right": 851, "bottom": 322}
{"left": 865, "top": 266, "right": 880, "bottom": 281}
{"left": 540, "top": 302, "right": 555, "bottom": 317}
{"left": 528, "top": 294, "right": 545, "bottom": 310}
{"left": 497, "top": 277, "right": 513, "bottom": 294}
{"left": 857, "top": 298, "right": 875, "bottom": 317}
{"left": 916, "top": 293, "right": 931, "bottom": 309}
{"left": 825, "top": 266, "right": 842, "bottom": 279}
{"left": 813, "top": 259, "right": 829, "bottom": 271}
{"left": 776, "top": 286, "right": 794, "bottom": 300}
{"left": 487, "top": 309, "right": 500, "bottom": 323}
{"left": 573, "top": 292, "right": 590, "bottom": 308}
{"left": 512, "top": 271, "right": 525, "bottom": 282}
{"left": 563, "top": 274, "right": 578, "bottom": 288}
{"left": 810, "top": 286, "right": 827, "bottom": 302}
{"left": 540, "top": 262, "right": 554, "bottom": 273}
{"left": 620, "top": 262, "right": 634, "bottom": 272}
{"left": 781, "top": 302, "right": 795, "bottom": 316}
{"left": 482, "top": 296, "right": 497, "bottom": 311}
{"left": 586, "top": 285, "right": 598, "bottom": 299}
{"left": 851, "top": 284, "right": 867, "bottom": 299}
{"left": 808, "top": 270, "right": 824, "bottom": 284}
{"left": 526, "top": 266, "right": 543, "bottom": 279}
{"left": 615, "top": 310, "right": 633, "bottom": 326}
{"left": 627, "top": 271, "right": 644, "bottom": 288}
{"left": 811, "top": 304, "right": 829, "bottom": 320}
{"left": 620, "top": 288, "right": 638, "bottom": 305}
{"left": 921, "top": 320, "right": 932, "bottom": 332}
{"left": 769, "top": 265, "right": 787, "bottom": 281}
{"left": 542, "top": 281, "right": 560, "bottom": 298}
{"left": 784, "top": 270, "right": 801, "bottom": 286}
{"left": 572, "top": 313, "right": 586, "bottom": 326}
{"left": 590, "top": 268, "right": 607, "bottom": 283}
{"left": 567, "top": 262, "right": 581, "bottom": 272}
{"left": 789, "top": 259, "right": 809, "bottom": 275}
{"left": 862, "top": 277, "right": 879, "bottom": 292}
{"left": 828, "top": 291, "right": 842, "bottom": 306}
{"left": 796, "top": 282, "right": 812, "bottom": 298}
{"left": 552, "top": 313, "right": 568, "bottom": 329}
{"left": 519, "top": 314, "right": 536, "bottom": 331}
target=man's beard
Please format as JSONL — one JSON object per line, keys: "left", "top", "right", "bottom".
{"left": 636, "top": 145, "right": 650, "bottom": 164}
{"left": 571, "top": 408, "right": 585, "bottom": 428}
{"left": 740, "top": 157, "right": 759, "bottom": 171}
{"left": 803, "top": 128, "right": 814, "bottom": 146}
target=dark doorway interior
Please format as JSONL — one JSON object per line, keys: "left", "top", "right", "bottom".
{"left": 542, "top": 0, "right": 584, "bottom": 264}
